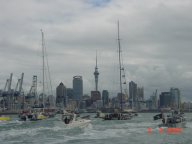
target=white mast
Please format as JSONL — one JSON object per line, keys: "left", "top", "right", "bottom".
{"left": 41, "top": 29, "right": 45, "bottom": 108}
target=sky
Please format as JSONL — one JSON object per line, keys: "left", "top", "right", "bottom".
{"left": 0, "top": 0, "right": 192, "bottom": 101}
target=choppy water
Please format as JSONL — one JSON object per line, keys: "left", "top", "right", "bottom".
{"left": 0, "top": 113, "right": 192, "bottom": 144}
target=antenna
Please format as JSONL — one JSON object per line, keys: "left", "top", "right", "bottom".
{"left": 94, "top": 50, "right": 99, "bottom": 91}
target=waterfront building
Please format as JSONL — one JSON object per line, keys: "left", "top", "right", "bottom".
{"left": 73, "top": 76, "right": 83, "bottom": 101}
{"left": 146, "top": 95, "right": 157, "bottom": 110}
{"left": 117, "top": 93, "right": 127, "bottom": 102}
{"left": 111, "top": 97, "right": 120, "bottom": 108}
{"left": 129, "top": 81, "right": 137, "bottom": 108}
{"left": 137, "top": 87, "right": 144, "bottom": 101}
{"left": 67, "top": 88, "right": 74, "bottom": 100}
{"left": 91, "top": 91, "right": 101, "bottom": 102}
{"left": 56, "top": 82, "right": 67, "bottom": 108}
{"left": 102, "top": 90, "right": 109, "bottom": 107}
{"left": 79, "top": 100, "right": 86, "bottom": 109}
{"left": 170, "top": 88, "right": 181, "bottom": 109}
{"left": 82, "top": 94, "right": 90, "bottom": 100}
{"left": 182, "top": 102, "right": 192, "bottom": 112}
{"left": 82, "top": 94, "right": 92, "bottom": 108}
{"left": 67, "top": 99, "right": 78, "bottom": 111}
{"left": 159, "top": 92, "right": 171, "bottom": 108}
{"left": 146, "top": 90, "right": 158, "bottom": 110}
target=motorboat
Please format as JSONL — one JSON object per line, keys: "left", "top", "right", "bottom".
{"left": 0, "top": 115, "right": 11, "bottom": 121}
{"left": 123, "top": 109, "right": 138, "bottom": 117}
{"left": 95, "top": 110, "right": 105, "bottom": 119}
{"left": 37, "top": 112, "right": 47, "bottom": 120}
{"left": 154, "top": 110, "right": 186, "bottom": 128}
{"left": 62, "top": 113, "right": 91, "bottom": 128}
{"left": 19, "top": 110, "right": 47, "bottom": 121}
{"left": 103, "top": 112, "right": 132, "bottom": 120}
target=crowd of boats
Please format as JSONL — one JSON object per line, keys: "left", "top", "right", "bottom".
{"left": 0, "top": 108, "right": 187, "bottom": 129}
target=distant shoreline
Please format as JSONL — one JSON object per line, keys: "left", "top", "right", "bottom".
{"left": 1, "top": 110, "right": 191, "bottom": 115}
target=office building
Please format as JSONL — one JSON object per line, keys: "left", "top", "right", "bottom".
{"left": 91, "top": 91, "right": 101, "bottom": 102}
{"left": 170, "top": 88, "right": 181, "bottom": 109}
{"left": 159, "top": 92, "right": 171, "bottom": 108}
{"left": 73, "top": 76, "right": 83, "bottom": 101}
{"left": 56, "top": 82, "right": 67, "bottom": 108}
{"left": 67, "top": 88, "right": 74, "bottom": 100}
{"left": 129, "top": 81, "right": 137, "bottom": 107}
{"left": 102, "top": 90, "right": 109, "bottom": 107}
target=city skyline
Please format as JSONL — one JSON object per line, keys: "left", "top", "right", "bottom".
{"left": 0, "top": 0, "right": 192, "bottom": 101}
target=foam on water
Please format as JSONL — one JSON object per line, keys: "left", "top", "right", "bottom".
{"left": 0, "top": 113, "right": 192, "bottom": 144}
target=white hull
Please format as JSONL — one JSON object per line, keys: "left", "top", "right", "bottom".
{"left": 159, "top": 121, "right": 186, "bottom": 128}
{"left": 66, "top": 119, "right": 91, "bottom": 128}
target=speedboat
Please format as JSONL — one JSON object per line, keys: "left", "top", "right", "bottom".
{"left": 36, "top": 112, "right": 47, "bottom": 120}
{"left": 19, "top": 110, "right": 47, "bottom": 121}
{"left": 62, "top": 113, "right": 91, "bottom": 128}
{"left": 154, "top": 110, "right": 186, "bottom": 128}
{"left": 103, "top": 112, "right": 132, "bottom": 120}
{"left": 0, "top": 115, "right": 11, "bottom": 122}
{"left": 95, "top": 110, "right": 105, "bottom": 118}
{"left": 123, "top": 109, "right": 138, "bottom": 117}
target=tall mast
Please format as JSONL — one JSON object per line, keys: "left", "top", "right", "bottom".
{"left": 41, "top": 29, "right": 45, "bottom": 108}
{"left": 118, "top": 21, "right": 123, "bottom": 112}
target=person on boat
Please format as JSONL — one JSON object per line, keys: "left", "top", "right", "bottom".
{"left": 64, "top": 116, "right": 71, "bottom": 124}
{"left": 161, "top": 112, "right": 165, "bottom": 124}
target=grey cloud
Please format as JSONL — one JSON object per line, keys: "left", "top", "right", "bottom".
{"left": 0, "top": 0, "right": 192, "bottom": 101}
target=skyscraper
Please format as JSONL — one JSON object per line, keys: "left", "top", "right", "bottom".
{"left": 102, "top": 90, "right": 109, "bottom": 107}
{"left": 94, "top": 52, "right": 99, "bottom": 91}
{"left": 73, "top": 76, "right": 83, "bottom": 101}
{"left": 137, "top": 87, "right": 144, "bottom": 101}
{"left": 159, "top": 92, "right": 171, "bottom": 108}
{"left": 170, "top": 88, "right": 181, "bottom": 109}
{"left": 56, "top": 82, "right": 67, "bottom": 107}
{"left": 67, "top": 88, "right": 74, "bottom": 100}
{"left": 129, "top": 81, "right": 137, "bottom": 108}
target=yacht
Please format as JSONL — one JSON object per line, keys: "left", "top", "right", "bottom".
{"left": 0, "top": 115, "right": 11, "bottom": 122}
{"left": 62, "top": 113, "right": 91, "bottom": 128}
{"left": 103, "top": 21, "right": 132, "bottom": 121}
{"left": 154, "top": 110, "right": 186, "bottom": 128}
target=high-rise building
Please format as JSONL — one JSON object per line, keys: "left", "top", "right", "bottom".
{"left": 129, "top": 81, "right": 137, "bottom": 107}
{"left": 102, "top": 90, "right": 109, "bottom": 107}
{"left": 67, "top": 88, "right": 74, "bottom": 100}
{"left": 91, "top": 91, "right": 101, "bottom": 102}
{"left": 73, "top": 76, "right": 83, "bottom": 101}
{"left": 159, "top": 92, "right": 171, "bottom": 108}
{"left": 137, "top": 87, "right": 144, "bottom": 101}
{"left": 170, "top": 88, "right": 181, "bottom": 109}
{"left": 56, "top": 82, "right": 67, "bottom": 108}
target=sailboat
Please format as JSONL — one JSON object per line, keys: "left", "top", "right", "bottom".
{"left": 19, "top": 30, "right": 55, "bottom": 121}
{"left": 37, "top": 29, "right": 56, "bottom": 119}
{"left": 103, "top": 21, "right": 132, "bottom": 120}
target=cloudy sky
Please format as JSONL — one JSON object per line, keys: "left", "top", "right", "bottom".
{"left": 0, "top": 0, "right": 192, "bottom": 101}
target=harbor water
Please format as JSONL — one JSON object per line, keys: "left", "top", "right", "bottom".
{"left": 0, "top": 113, "right": 192, "bottom": 144}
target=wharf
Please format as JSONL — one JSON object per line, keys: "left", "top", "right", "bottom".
{"left": 0, "top": 110, "right": 20, "bottom": 115}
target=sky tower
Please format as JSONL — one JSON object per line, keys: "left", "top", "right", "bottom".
{"left": 94, "top": 51, "right": 99, "bottom": 91}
